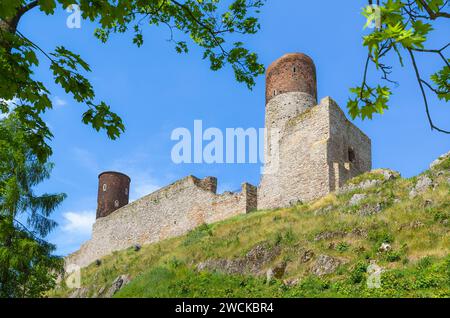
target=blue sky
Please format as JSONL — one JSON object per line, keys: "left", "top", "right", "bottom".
{"left": 17, "top": 1, "right": 450, "bottom": 255}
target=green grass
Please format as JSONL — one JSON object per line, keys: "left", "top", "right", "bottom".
{"left": 50, "top": 166, "right": 450, "bottom": 298}
{"left": 115, "top": 255, "right": 450, "bottom": 298}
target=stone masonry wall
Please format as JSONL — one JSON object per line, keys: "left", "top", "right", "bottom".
{"left": 258, "top": 96, "right": 371, "bottom": 210}
{"left": 325, "top": 97, "right": 372, "bottom": 191}
{"left": 66, "top": 176, "right": 257, "bottom": 268}
{"left": 258, "top": 95, "right": 330, "bottom": 209}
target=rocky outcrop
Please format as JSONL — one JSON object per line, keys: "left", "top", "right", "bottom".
{"left": 310, "top": 255, "right": 342, "bottom": 276}
{"left": 430, "top": 151, "right": 450, "bottom": 169}
{"left": 409, "top": 175, "right": 434, "bottom": 198}
{"left": 337, "top": 169, "right": 400, "bottom": 195}
{"left": 266, "top": 261, "right": 287, "bottom": 282}
{"left": 349, "top": 193, "right": 367, "bottom": 206}
{"left": 358, "top": 202, "right": 384, "bottom": 216}
{"left": 337, "top": 179, "right": 382, "bottom": 195}
{"left": 378, "top": 243, "right": 391, "bottom": 252}
{"left": 102, "top": 274, "right": 131, "bottom": 298}
{"left": 196, "top": 242, "right": 281, "bottom": 276}
{"left": 314, "top": 231, "right": 346, "bottom": 241}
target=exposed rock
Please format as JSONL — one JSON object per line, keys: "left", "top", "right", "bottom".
{"left": 266, "top": 262, "right": 286, "bottom": 282}
{"left": 272, "top": 261, "right": 287, "bottom": 279}
{"left": 349, "top": 193, "right": 367, "bottom": 206}
{"left": 409, "top": 175, "right": 434, "bottom": 198}
{"left": 311, "top": 255, "right": 342, "bottom": 276}
{"left": 196, "top": 242, "right": 281, "bottom": 276}
{"left": 379, "top": 243, "right": 391, "bottom": 252}
{"left": 337, "top": 169, "right": 400, "bottom": 196}
{"left": 337, "top": 179, "right": 381, "bottom": 195}
{"left": 95, "top": 259, "right": 102, "bottom": 266}
{"left": 283, "top": 278, "right": 299, "bottom": 287}
{"left": 350, "top": 228, "right": 368, "bottom": 238}
{"left": 300, "top": 250, "right": 314, "bottom": 263}
{"left": 424, "top": 199, "right": 433, "bottom": 208}
{"left": 133, "top": 244, "right": 141, "bottom": 252}
{"left": 410, "top": 220, "right": 425, "bottom": 229}
{"left": 244, "top": 242, "right": 282, "bottom": 274}
{"left": 104, "top": 274, "right": 130, "bottom": 298}
{"left": 376, "top": 169, "right": 401, "bottom": 181}
{"left": 197, "top": 259, "right": 233, "bottom": 273}
{"left": 430, "top": 151, "right": 450, "bottom": 169}
{"left": 69, "top": 287, "right": 89, "bottom": 298}
{"left": 314, "top": 231, "right": 346, "bottom": 241}
{"left": 98, "top": 286, "right": 106, "bottom": 296}
{"left": 358, "top": 202, "right": 383, "bottom": 216}
{"left": 314, "top": 205, "right": 333, "bottom": 216}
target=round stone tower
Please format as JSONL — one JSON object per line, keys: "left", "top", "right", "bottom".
{"left": 265, "top": 53, "right": 317, "bottom": 133}
{"left": 263, "top": 53, "right": 318, "bottom": 172}
{"left": 266, "top": 52, "right": 317, "bottom": 103}
{"left": 96, "top": 171, "right": 131, "bottom": 219}
{"left": 259, "top": 53, "right": 319, "bottom": 209}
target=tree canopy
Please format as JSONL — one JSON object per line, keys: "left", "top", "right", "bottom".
{"left": 1, "top": 0, "right": 265, "bottom": 164}
{"left": 349, "top": 0, "right": 449, "bottom": 133}
{"left": 0, "top": 115, "right": 65, "bottom": 297}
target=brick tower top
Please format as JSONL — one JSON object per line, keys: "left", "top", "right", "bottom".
{"left": 265, "top": 53, "right": 317, "bottom": 103}
{"left": 96, "top": 171, "right": 131, "bottom": 219}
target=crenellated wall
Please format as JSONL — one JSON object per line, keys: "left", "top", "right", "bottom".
{"left": 66, "top": 176, "right": 257, "bottom": 268}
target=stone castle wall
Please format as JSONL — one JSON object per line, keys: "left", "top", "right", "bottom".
{"left": 66, "top": 176, "right": 257, "bottom": 268}
{"left": 258, "top": 95, "right": 330, "bottom": 209}
{"left": 326, "top": 97, "right": 372, "bottom": 191}
{"left": 258, "top": 97, "right": 371, "bottom": 209}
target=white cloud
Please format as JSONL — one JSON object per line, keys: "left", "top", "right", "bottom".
{"left": 54, "top": 96, "right": 68, "bottom": 107}
{"left": 62, "top": 210, "right": 96, "bottom": 235}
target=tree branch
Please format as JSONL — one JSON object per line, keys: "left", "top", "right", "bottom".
{"left": 417, "top": 0, "right": 450, "bottom": 19}
{"left": 408, "top": 49, "right": 450, "bottom": 134}
{"left": 7, "top": 1, "right": 39, "bottom": 33}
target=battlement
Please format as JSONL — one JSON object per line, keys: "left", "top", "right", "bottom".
{"left": 66, "top": 175, "right": 257, "bottom": 268}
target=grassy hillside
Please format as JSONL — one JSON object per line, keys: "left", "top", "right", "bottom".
{"left": 51, "top": 155, "right": 450, "bottom": 298}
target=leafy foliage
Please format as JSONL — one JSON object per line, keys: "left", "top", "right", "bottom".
{"left": 349, "top": 0, "right": 449, "bottom": 133}
{"left": 1, "top": 0, "right": 265, "bottom": 163}
{"left": 0, "top": 116, "right": 65, "bottom": 297}
{"left": 0, "top": 219, "right": 62, "bottom": 297}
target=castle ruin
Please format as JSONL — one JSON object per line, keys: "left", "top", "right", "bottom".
{"left": 67, "top": 53, "right": 371, "bottom": 268}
